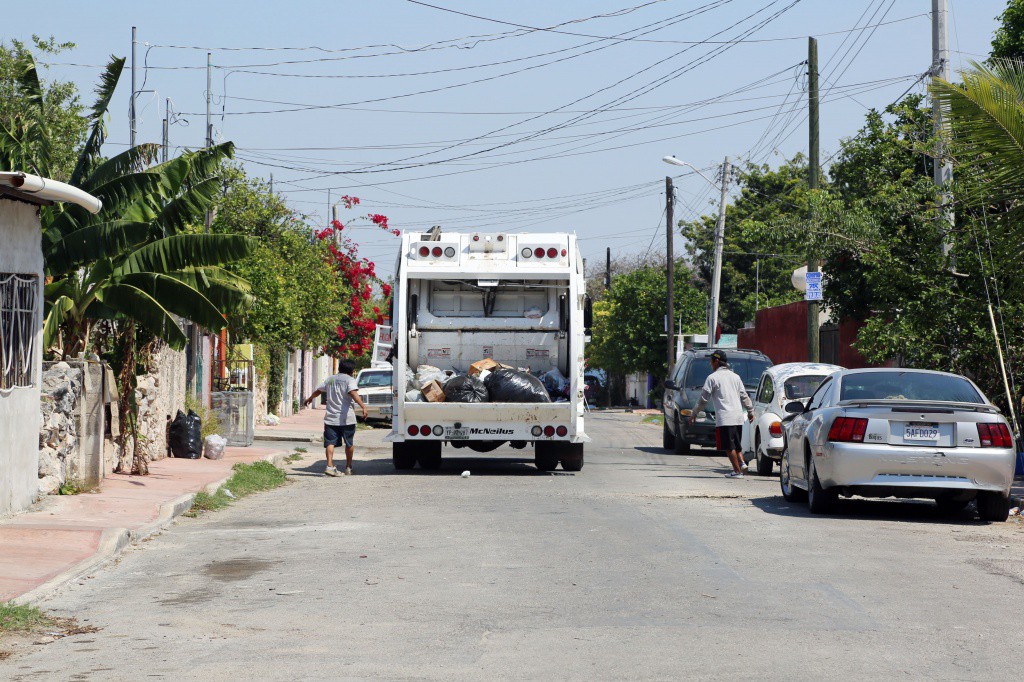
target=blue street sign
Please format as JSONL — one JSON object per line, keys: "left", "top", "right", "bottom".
{"left": 805, "top": 271, "right": 823, "bottom": 301}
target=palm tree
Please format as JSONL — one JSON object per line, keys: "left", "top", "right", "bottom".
{"left": 0, "top": 53, "right": 254, "bottom": 356}
{"left": 930, "top": 59, "right": 1024, "bottom": 206}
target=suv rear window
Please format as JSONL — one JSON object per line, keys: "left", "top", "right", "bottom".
{"left": 684, "top": 356, "right": 772, "bottom": 390}
{"left": 839, "top": 371, "right": 983, "bottom": 403}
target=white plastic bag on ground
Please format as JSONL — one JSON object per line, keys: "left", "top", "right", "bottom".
{"left": 203, "top": 434, "right": 227, "bottom": 460}
{"left": 264, "top": 414, "right": 280, "bottom": 426}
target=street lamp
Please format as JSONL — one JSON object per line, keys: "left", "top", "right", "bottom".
{"left": 663, "top": 155, "right": 730, "bottom": 347}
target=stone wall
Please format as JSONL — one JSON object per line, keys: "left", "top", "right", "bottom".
{"left": 135, "top": 343, "right": 187, "bottom": 462}
{"left": 38, "top": 362, "right": 83, "bottom": 495}
{"left": 254, "top": 374, "right": 269, "bottom": 423}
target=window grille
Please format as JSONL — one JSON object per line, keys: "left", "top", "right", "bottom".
{"left": 0, "top": 274, "right": 38, "bottom": 390}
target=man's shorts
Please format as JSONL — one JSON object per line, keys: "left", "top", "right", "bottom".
{"left": 715, "top": 425, "right": 742, "bottom": 452}
{"left": 324, "top": 423, "right": 356, "bottom": 448}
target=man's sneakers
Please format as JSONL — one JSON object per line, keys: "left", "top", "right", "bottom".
{"left": 741, "top": 462, "right": 749, "bottom": 473}
{"left": 344, "top": 466, "right": 353, "bottom": 476}
{"left": 725, "top": 471, "right": 744, "bottom": 478}
{"left": 324, "top": 466, "right": 341, "bottom": 477}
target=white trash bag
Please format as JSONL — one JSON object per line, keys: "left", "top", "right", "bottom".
{"left": 203, "top": 434, "right": 228, "bottom": 460}
{"left": 415, "top": 364, "right": 447, "bottom": 387}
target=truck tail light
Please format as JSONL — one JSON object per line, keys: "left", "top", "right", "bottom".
{"left": 827, "top": 417, "right": 868, "bottom": 443}
{"left": 418, "top": 246, "right": 429, "bottom": 257}
{"left": 534, "top": 247, "right": 545, "bottom": 258}
{"left": 546, "top": 247, "right": 557, "bottom": 258}
{"left": 432, "top": 425, "right": 444, "bottom": 436}
{"left": 431, "top": 246, "right": 442, "bottom": 257}
{"left": 543, "top": 425, "right": 555, "bottom": 437}
{"left": 978, "top": 422, "right": 1012, "bottom": 448}
{"left": 769, "top": 421, "right": 782, "bottom": 437}
{"left": 556, "top": 425, "right": 568, "bottom": 437}
{"left": 408, "top": 425, "right": 420, "bottom": 436}
{"left": 444, "top": 246, "right": 456, "bottom": 257}
{"left": 420, "top": 424, "right": 430, "bottom": 436}
{"left": 521, "top": 248, "right": 532, "bottom": 258}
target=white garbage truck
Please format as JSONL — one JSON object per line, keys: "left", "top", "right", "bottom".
{"left": 386, "top": 230, "right": 592, "bottom": 472}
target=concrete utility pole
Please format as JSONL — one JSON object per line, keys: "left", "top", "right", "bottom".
{"left": 161, "top": 98, "right": 169, "bottom": 163}
{"left": 807, "top": 37, "right": 821, "bottom": 363}
{"left": 204, "top": 52, "right": 213, "bottom": 232}
{"left": 605, "top": 247, "right": 611, "bottom": 290}
{"left": 130, "top": 27, "right": 137, "bottom": 149}
{"left": 708, "top": 156, "right": 730, "bottom": 347}
{"left": 665, "top": 176, "right": 675, "bottom": 372}
{"left": 932, "top": 0, "right": 954, "bottom": 258}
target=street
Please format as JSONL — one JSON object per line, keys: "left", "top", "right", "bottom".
{"left": 5, "top": 411, "right": 1023, "bottom": 680}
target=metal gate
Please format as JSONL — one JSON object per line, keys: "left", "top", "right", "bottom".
{"left": 819, "top": 324, "right": 840, "bottom": 365}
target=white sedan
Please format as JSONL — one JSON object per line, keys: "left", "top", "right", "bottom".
{"left": 742, "top": 362, "right": 844, "bottom": 475}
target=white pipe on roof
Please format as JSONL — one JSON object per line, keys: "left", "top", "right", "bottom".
{"left": 0, "top": 171, "right": 102, "bottom": 214}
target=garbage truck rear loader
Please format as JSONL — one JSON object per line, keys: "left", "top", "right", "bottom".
{"left": 386, "top": 231, "right": 592, "bottom": 472}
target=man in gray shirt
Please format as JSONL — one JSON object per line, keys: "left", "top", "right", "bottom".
{"left": 304, "top": 359, "right": 368, "bottom": 476}
{"left": 689, "top": 350, "right": 754, "bottom": 478}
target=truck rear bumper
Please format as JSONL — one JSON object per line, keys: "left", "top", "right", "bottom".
{"left": 386, "top": 402, "right": 589, "bottom": 443}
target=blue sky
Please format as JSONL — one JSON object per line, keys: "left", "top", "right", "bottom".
{"left": 5, "top": 0, "right": 1006, "bottom": 280}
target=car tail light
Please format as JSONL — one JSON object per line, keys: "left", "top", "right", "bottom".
{"left": 418, "top": 246, "right": 429, "bottom": 257}
{"left": 407, "top": 425, "right": 419, "bottom": 436}
{"left": 543, "top": 425, "right": 555, "bottom": 437}
{"left": 531, "top": 425, "right": 542, "bottom": 437}
{"left": 769, "top": 421, "right": 782, "bottom": 437}
{"left": 978, "top": 422, "right": 1013, "bottom": 448}
{"left": 431, "top": 246, "right": 442, "bottom": 257}
{"left": 556, "top": 425, "right": 567, "bottom": 437}
{"left": 420, "top": 424, "right": 430, "bottom": 436}
{"left": 534, "top": 247, "right": 545, "bottom": 258}
{"left": 828, "top": 417, "right": 868, "bottom": 443}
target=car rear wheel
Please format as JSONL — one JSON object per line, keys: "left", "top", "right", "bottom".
{"left": 755, "top": 434, "right": 773, "bottom": 476}
{"left": 779, "top": 448, "right": 806, "bottom": 503}
{"left": 807, "top": 458, "right": 837, "bottom": 514}
{"left": 976, "top": 491, "right": 1010, "bottom": 522}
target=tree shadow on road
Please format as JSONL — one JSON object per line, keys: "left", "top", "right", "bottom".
{"left": 750, "top": 494, "right": 992, "bottom": 526}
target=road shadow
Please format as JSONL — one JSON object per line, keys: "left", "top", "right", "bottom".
{"left": 288, "top": 452, "right": 571, "bottom": 477}
{"left": 750, "top": 493, "right": 993, "bottom": 526}
{"left": 634, "top": 446, "right": 722, "bottom": 457}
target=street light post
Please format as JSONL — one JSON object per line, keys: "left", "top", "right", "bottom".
{"left": 662, "top": 155, "right": 730, "bottom": 346}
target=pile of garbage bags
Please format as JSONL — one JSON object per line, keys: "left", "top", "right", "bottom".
{"left": 406, "top": 363, "right": 552, "bottom": 404}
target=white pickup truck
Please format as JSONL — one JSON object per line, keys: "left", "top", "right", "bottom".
{"left": 386, "top": 230, "right": 592, "bottom": 472}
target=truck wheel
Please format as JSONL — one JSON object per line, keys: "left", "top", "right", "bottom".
{"left": 559, "top": 443, "right": 584, "bottom": 472}
{"left": 535, "top": 442, "right": 559, "bottom": 472}
{"left": 392, "top": 443, "right": 417, "bottom": 470}
{"left": 976, "top": 491, "right": 1010, "bottom": 522}
{"left": 417, "top": 442, "right": 442, "bottom": 470}
{"left": 662, "top": 419, "right": 675, "bottom": 450}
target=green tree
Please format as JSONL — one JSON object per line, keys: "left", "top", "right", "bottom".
{"left": 588, "top": 263, "right": 706, "bottom": 378}
{"left": 991, "top": 0, "right": 1024, "bottom": 62}
{"left": 0, "top": 36, "right": 86, "bottom": 182}
{"left": 678, "top": 157, "right": 811, "bottom": 332}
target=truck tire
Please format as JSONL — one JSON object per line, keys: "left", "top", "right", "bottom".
{"left": 559, "top": 443, "right": 584, "bottom": 472}
{"left": 976, "top": 491, "right": 1010, "bottom": 522}
{"left": 417, "top": 442, "right": 442, "bottom": 470}
{"left": 392, "top": 443, "right": 417, "bottom": 470}
{"left": 662, "top": 419, "right": 675, "bottom": 450}
{"left": 535, "top": 442, "right": 559, "bottom": 472}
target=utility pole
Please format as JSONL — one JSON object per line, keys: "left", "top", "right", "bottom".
{"left": 932, "top": 0, "right": 954, "bottom": 258}
{"left": 807, "top": 36, "right": 821, "bottom": 363}
{"left": 331, "top": 202, "right": 341, "bottom": 248}
{"left": 665, "top": 176, "right": 675, "bottom": 372}
{"left": 269, "top": 173, "right": 273, "bottom": 195}
{"left": 204, "top": 52, "right": 213, "bottom": 232}
{"left": 161, "top": 98, "right": 169, "bottom": 163}
{"left": 708, "top": 156, "right": 730, "bottom": 347}
{"left": 130, "top": 27, "right": 137, "bottom": 149}
{"left": 605, "top": 247, "right": 611, "bottom": 291}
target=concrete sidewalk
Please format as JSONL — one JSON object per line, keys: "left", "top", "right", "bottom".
{"left": 254, "top": 405, "right": 328, "bottom": 442}
{"left": 0, "top": 443, "right": 285, "bottom": 604}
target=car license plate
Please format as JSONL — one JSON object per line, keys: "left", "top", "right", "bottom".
{"left": 445, "top": 427, "right": 469, "bottom": 440}
{"left": 904, "top": 423, "right": 939, "bottom": 441}
{"left": 380, "top": 406, "right": 391, "bottom": 416}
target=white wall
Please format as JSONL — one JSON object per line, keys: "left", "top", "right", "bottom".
{"left": 0, "top": 199, "right": 43, "bottom": 516}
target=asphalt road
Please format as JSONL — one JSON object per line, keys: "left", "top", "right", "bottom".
{"left": 5, "top": 411, "right": 1024, "bottom": 680}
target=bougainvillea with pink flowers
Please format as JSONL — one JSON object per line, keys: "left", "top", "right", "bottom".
{"left": 315, "top": 198, "right": 398, "bottom": 358}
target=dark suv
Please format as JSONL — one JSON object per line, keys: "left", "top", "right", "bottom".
{"left": 662, "top": 348, "right": 772, "bottom": 454}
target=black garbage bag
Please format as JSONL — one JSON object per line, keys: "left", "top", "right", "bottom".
{"left": 484, "top": 369, "right": 551, "bottom": 403}
{"left": 444, "top": 375, "right": 489, "bottom": 403}
{"left": 168, "top": 409, "right": 203, "bottom": 459}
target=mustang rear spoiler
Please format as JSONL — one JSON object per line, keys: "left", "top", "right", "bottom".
{"left": 839, "top": 400, "right": 1000, "bottom": 414}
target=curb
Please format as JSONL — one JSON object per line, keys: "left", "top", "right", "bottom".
{"left": 13, "top": 450, "right": 290, "bottom": 606}
{"left": 253, "top": 432, "right": 319, "bottom": 443}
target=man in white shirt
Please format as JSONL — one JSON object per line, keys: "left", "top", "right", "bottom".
{"left": 689, "top": 350, "right": 754, "bottom": 478}
{"left": 304, "top": 360, "right": 368, "bottom": 476}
